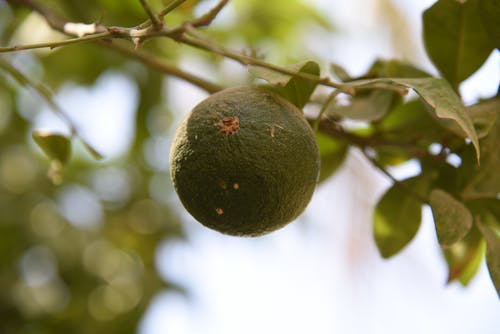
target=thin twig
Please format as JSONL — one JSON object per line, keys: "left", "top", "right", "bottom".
{"left": 0, "top": 56, "right": 103, "bottom": 158}
{"left": 138, "top": 0, "right": 162, "bottom": 29}
{"left": 0, "top": 31, "right": 111, "bottom": 53}
{"left": 361, "top": 148, "right": 429, "bottom": 205}
{"left": 101, "top": 41, "right": 223, "bottom": 93}
{"left": 189, "top": 0, "right": 229, "bottom": 28}
{"left": 4, "top": 0, "right": 222, "bottom": 92}
{"left": 134, "top": 0, "right": 187, "bottom": 29}
{"left": 308, "top": 116, "right": 371, "bottom": 147}
{"left": 158, "top": 0, "right": 187, "bottom": 20}
{"left": 178, "top": 31, "right": 351, "bottom": 93}
{"left": 313, "top": 90, "right": 340, "bottom": 131}
{"left": 6, "top": 0, "right": 351, "bottom": 95}
{"left": 6, "top": 0, "right": 67, "bottom": 30}
{"left": 0, "top": 57, "right": 76, "bottom": 134}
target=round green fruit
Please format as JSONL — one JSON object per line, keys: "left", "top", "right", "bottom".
{"left": 169, "top": 86, "right": 320, "bottom": 236}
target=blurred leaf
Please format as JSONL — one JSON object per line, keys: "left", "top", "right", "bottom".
{"left": 228, "top": 0, "right": 333, "bottom": 53}
{"left": 329, "top": 63, "right": 352, "bottom": 81}
{"left": 483, "top": 198, "right": 500, "bottom": 220}
{"left": 431, "top": 162, "right": 462, "bottom": 197}
{"left": 374, "top": 146, "right": 412, "bottom": 167}
{"left": 397, "top": 78, "right": 480, "bottom": 162}
{"left": 430, "top": 189, "right": 473, "bottom": 247}
{"left": 376, "top": 99, "right": 442, "bottom": 140}
{"left": 373, "top": 175, "right": 430, "bottom": 258}
{"left": 463, "top": 113, "right": 500, "bottom": 199}
{"left": 40, "top": 43, "right": 126, "bottom": 87}
{"left": 374, "top": 99, "right": 440, "bottom": 166}
{"left": 315, "top": 133, "right": 348, "bottom": 183}
{"left": 343, "top": 77, "right": 480, "bottom": 161}
{"left": 443, "top": 225, "right": 485, "bottom": 285}
{"left": 466, "top": 98, "right": 499, "bottom": 139}
{"left": 326, "top": 90, "right": 399, "bottom": 121}
{"left": 32, "top": 130, "right": 71, "bottom": 164}
{"left": 364, "top": 59, "right": 431, "bottom": 79}
{"left": 249, "top": 63, "right": 299, "bottom": 86}
{"left": 250, "top": 60, "right": 320, "bottom": 108}
{"left": 444, "top": 97, "right": 498, "bottom": 140}
{"left": 378, "top": 99, "right": 432, "bottom": 132}
{"left": 60, "top": 0, "right": 145, "bottom": 26}
{"left": 423, "top": 0, "right": 495, "bottom": 88}
{"left": 478, "top": 0, "right": 500, "bottom": 48}
{"left": 476, "top": 212, "right": 500, "bottom": 297}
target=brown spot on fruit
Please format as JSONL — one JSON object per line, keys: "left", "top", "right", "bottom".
{"left": 218, "top": 116, "right": 240, "bottom": 135}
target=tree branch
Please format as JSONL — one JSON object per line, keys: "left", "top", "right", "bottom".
{"left": 158, "top": 0, "right": 187, "bottom": 21}
{"left": 361, "top": 148, "right": 429, "bottom": 205}
{"left": 307, "top": 116, "right": 373, "bottom": 147}
{"left": 5, "top": 0, "right": 222, "bottom": 93}
{"left": 7, "top": 0, "right": 67, "bottom": 30}
{"left": 189, "top": 0, "right": 229, "bottom": 28}
{"left": 5, "top": 0, "right": 352, "bottom": 95}
{"left": 178, "top": 31, "right": 351, "bottom": 93}
{"left": 138, "top": 0, "right": 162, "bottom": 30}
{"left": 0, "top": 31, "right": 111, "bottom": 53}
{"left": 101, "top": 41, "right": 223, "bottom": 93}
{"left": 0, "top": 57, "right": 76, "bottom": 134}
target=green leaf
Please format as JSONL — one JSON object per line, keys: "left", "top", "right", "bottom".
{"left": 432, "top": 162, "right": 463, "bottom": 196}
{"left": 364, "top": 59, "right": 431, "bottom": 79}
{"left": 32, "top": 130, "right": 71, "bottom": 164}
{"left": 40, "top": 42, "right": 126, "bottom": 88}
{"left": 373, "top": 176, "right": 429, "bottom": 258}
{"left": 482, "top": 199, "right": 500, "bottom": 221}
{"left": 466, "top": 98, "right": 499, "bottom": 139}
{"left": 430, "top": 189, "right": 473, "bottom": 247}
{"left": 326, "top": 90, "right": 399, "bottom": 122}
{"left": 249, "top": 66, "right": 295, "bottom": 86}
{"left": 315, "top": 133, "right": 348, "bottom": 183}
{"left": 230, "top": 0, "right": 333, "bottom": 51}
{"left": 476, "top": 212, "right": 500, "bottom": 297}
{"left": 374, "top": 147, "right": 412, "bottom": 167}
{"left": 397, "top": 78, "right": 480, "bottom": 161}
{"left": 479, "top": 0, "right": 500, "bottom": 48}
{"left": 249, "top": 61, "right": 320, "bottom": 108}
{"left": 462, "top": 113, "right": 500, "bottom": 199}
{"left": 376, "top": 99, "right": 443, "bottom": 142}
{"left": 444, "top": 98, "right": 498, "bottom": 140}
{"left": 423, "top": 0, "right": 496, "bottom": 89}
{"left": 342, "top": 77, "right": 480, "bottom": 161}
{"left": 329, "top": 63, "right": 352, "bottom": 81}
{"left": 442, "top": 226, "right": 485, "bottom": 285}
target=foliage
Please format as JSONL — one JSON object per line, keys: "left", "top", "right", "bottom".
{"left": 0, "top": 0, "right": 499, "bottom": 332}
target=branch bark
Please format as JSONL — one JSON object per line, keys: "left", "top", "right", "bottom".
{"left": 5, "top": 0, "right": 222, "bottom": 93}
{"left": 138, "top": 0, "right": 162, "bottom": 30}
{"left": 4, "top": 0, "right": 351, "bottom": 94}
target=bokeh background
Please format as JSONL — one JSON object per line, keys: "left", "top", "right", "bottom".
{"left": 0, "top": 0, "right": 499, "bottom": 333}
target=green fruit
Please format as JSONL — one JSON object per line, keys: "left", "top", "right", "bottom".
{"left": 169, "top": 86, "right": 320, "bottom": 236}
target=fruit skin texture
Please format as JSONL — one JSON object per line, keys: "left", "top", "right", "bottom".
{"left": 169, "top": 86, "right": 320, "bottom": 237}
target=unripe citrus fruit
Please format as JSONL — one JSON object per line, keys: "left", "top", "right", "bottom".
{"left": 169, "top": 86, "right": 320, "bottom": 236}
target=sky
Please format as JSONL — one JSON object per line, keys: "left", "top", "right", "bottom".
{"left": 29, "top": 0, "right": 500, "bottom": 332}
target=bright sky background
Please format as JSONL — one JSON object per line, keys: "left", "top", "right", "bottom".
{"left": 31, "top": 0, "right": 500, "bottom": 332}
